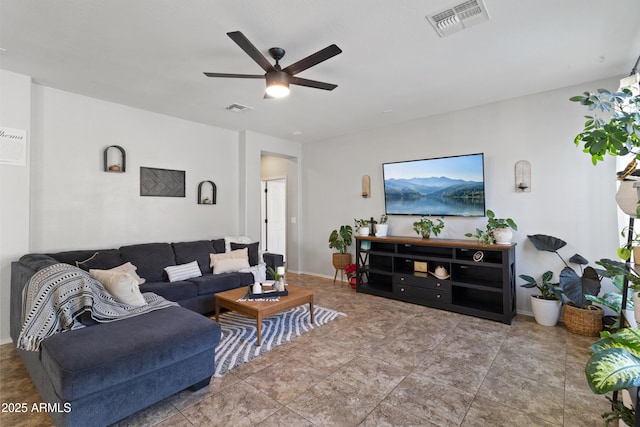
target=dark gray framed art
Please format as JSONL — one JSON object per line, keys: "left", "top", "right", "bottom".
{"left": 140, "top": 167, "right": 185, "bottom": 197}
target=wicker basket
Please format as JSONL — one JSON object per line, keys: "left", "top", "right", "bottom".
{"left": 332, "top": 253, "right": 351, "bottom": 270}
{"left": 563, "top": 303, "right": 603, "bottom": 336}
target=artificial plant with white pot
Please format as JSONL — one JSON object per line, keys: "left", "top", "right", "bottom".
{"left": 519, "top": 271, "right": 563, "bottom": 326}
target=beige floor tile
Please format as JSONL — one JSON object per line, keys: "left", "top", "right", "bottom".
{"left": 0, "top": 273, "right": 619, "bottom": 427}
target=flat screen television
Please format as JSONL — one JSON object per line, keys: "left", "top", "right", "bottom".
{"left": 382, "top": 153, "right": 485, "bottom": 216}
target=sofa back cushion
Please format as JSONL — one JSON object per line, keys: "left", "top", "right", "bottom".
{"left": 172, "top": 240, "right": 215, "bottom": 274}
{"left": 119, "top": 243, "right": 175, "bottom": 282}
{"left": 50, "top": 249, "right": 123, "bottom": 271}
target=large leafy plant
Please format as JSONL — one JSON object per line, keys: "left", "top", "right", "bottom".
{"left": 527, "top": 234, "right": 601, "bottom": 308}
{"left": 570, "top": 88, "right": 640, "bottom": 165}
{"left": 328, "top": 225, "right": 353, "bottom": 254}
{"left": 585, "top": 327, "right": 640, "bottom": 426}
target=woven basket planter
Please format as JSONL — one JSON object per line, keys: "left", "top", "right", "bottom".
{"left": 332, "top": 253, "right": 351, "bottom": 270}
{"left": 563, "top": 303, "right": 603, "bottom": 337}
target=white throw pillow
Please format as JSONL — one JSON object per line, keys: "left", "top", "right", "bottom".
{"left": 90, "top": 262, "right": 145, "bottom": 285}
{"left": 164, "top": 260, "right": 202, "bottom": 282}
{"left": 96, "top": 272, "right": 147, "bottom": 307}
{"left": 212, "top": 257, "right": 250, "bottom": 274}
{"left": 209, "top": 248, "right": 248, "bottom": 268}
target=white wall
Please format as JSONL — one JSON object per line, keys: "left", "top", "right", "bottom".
{"left": 29, "top": 85, "right": 242, "bottom": 251}
{"left": 0, "top": 70, "right": 32, "bottom": 343}
{"left": 302, "top": 77, "right": 621, "bottom": 315}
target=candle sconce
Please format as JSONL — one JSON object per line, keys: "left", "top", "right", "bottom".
{"left": 515, "top": 160, "right": 531, "bottom": 192}
{"left": 362, "top": 175, "right": 370, "bottom": 198}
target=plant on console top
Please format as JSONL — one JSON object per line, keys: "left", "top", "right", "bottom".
{"left": 412, "top": 217, "right": 444, "bottom": 239}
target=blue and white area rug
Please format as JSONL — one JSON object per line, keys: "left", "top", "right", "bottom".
{"left": 213, "top": 305, "right": 345, "bottom": 377}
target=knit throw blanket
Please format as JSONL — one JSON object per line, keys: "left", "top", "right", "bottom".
{"left": 17, "top": 263, "right": 177, "bottom": 351}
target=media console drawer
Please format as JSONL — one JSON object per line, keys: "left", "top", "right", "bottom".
{"left": 393, "top": 283, "right": 450, "bottom": 307}
{"left": 394, "top": 273, "right": 450, "bottom": 291}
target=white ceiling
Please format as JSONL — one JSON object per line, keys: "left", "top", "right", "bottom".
{"left": 1, "top": 0, "right": 639, "bottom": 143}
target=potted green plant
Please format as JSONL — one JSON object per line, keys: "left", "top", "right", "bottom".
{"left": 329, "top": 225, "right": 353, "bottom": 272}
{"left": 526, "top": 234, "right": 603, "bottom": 335}
{"left": 464, "top": 209, "right": 517, "bottom": 245}
{"left": 376, "top": 214, "right": 389, "bottom": 237}
{"left": 595, "top": 258, "right": 640, "bottom": 326}
{"left": 519, "top": 270, "right": 563, "bottom": 326}
{"left": 486, "top": 209, "right": 517, "bottom": 244}
{"left": 354, "top": 218, "right": 371, "bottom": 236}
{"left": 584, "top": 327, "right": 640, "bottom": 426}
{"left": 570, "top": 87, "right": 640, "bottom": 216}
{"left": 412, "top": 217, "right": 444, "bottom": 239}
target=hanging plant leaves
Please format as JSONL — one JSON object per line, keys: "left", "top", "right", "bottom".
{"left": 569, "top": 254, "right": 588, "bottom": 265}
{"left": 559, "top": 266, "right": 601, "bottom": 308}
{"left": 527, "top": 234, "right": 567, "bottom": 252}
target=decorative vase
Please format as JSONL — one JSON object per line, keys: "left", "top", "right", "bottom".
{"left": 375, "top": 224, "right": 389, "bottom": 237}
{"left": 615, "top": 180, "right": 639, "bottom": 217}
{"left": 359, "top": 227, "right": 370, "bottom": 236}
{"left": 563, "top": 303, "right": 603, "bottom": 336}
{"left": 493, "top": 227, "right": 513, "bottom": 244}
{"left": 530, "top": 296, "right": 562, "bottom": 326}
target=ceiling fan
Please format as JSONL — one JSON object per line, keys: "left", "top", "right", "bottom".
{"left": 204, "top": 31, "right": 342, "bottom": 98}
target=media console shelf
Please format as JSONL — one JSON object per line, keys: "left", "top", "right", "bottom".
{"left": 355, "top": 235, "right": 516, "bottom": 324}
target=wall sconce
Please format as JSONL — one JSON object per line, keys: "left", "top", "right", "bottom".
{"left": 515, "top": 160, "right": 531, "bottom": 192}
{"left": 362, "top": 175, "right": 370, "bottom": 198}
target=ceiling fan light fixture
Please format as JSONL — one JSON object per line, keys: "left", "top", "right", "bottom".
{"left": 265, "top": 70, "right": 290, "bottom": 98}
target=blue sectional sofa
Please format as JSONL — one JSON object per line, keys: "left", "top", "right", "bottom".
{"left": 10, "top": 238, "right": 283, "bottom": 426}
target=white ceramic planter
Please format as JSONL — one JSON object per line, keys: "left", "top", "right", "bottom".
{"left": 358, "top": 227, "right": 370, "bottom": 236}
{"left": 616, "top": 180, "right": 639, "bottom": 217}
{"left": 493, "top": 227, "right": 513, "bottom": 244}
{"left": 375, "top": 224, "right": 389, "bottom": 237}
{"left": 530, "top": 295, "right": 562, "bottom": 326}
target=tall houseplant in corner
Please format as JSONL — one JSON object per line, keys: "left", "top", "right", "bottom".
{"left": 329, "top": 225, "right": 353, "bottom": 272}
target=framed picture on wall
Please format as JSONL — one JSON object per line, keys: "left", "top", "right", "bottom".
{"left": 140, "top": 167, "right": 185, "bottom": 197}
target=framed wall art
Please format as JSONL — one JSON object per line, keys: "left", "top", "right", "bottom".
{"left": 140, "top": 167, "right": 185, "bottom": 197}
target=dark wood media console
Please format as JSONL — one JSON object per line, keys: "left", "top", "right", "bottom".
{"left": 355, "top": 236, "right": 516, "bottom": 324}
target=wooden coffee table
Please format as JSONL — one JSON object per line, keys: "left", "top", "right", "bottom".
{"left": 214, "top": 285, "right": 314, "bottom": 346}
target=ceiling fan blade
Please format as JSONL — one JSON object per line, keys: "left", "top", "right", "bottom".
{"left": 203, "top": 72, "right": 264, "bottom": 79}
{"left": 227, "top": 31, "right": 274, "bottom": 73}
{"left": 282, "top": 44, "right": 342, "bottom": 76}
{"left": 290, "top": 76, "right": 337, "bottom": 91}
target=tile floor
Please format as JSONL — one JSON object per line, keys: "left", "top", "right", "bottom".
{"left": 1, "top": 273, "right": 611, "bottom": 426}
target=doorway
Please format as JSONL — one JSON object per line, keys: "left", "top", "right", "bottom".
{"left": 261, "top": 178, "right": 287, "bottom": 261}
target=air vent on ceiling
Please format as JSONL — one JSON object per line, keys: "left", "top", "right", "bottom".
{"left": 225, "top": 103, "right": 253, "bottom": 113}
{"left": 427, "top": 0, "right": 490, "bottom": 38}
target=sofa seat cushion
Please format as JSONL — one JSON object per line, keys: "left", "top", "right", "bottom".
{"left": 39, "top": 306, "right": 220, "bottom": 401}
{"left": 120, "top": 243, "right": 176, "bottom": 282}
{"left": 172, "top": 240, "right": 215, "bottom": 275}
{"left": 139, "top": 281, "right": 198, "bottom": 301}
{"left": 187, "top": 272, "right": 254, "bottom": 295}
